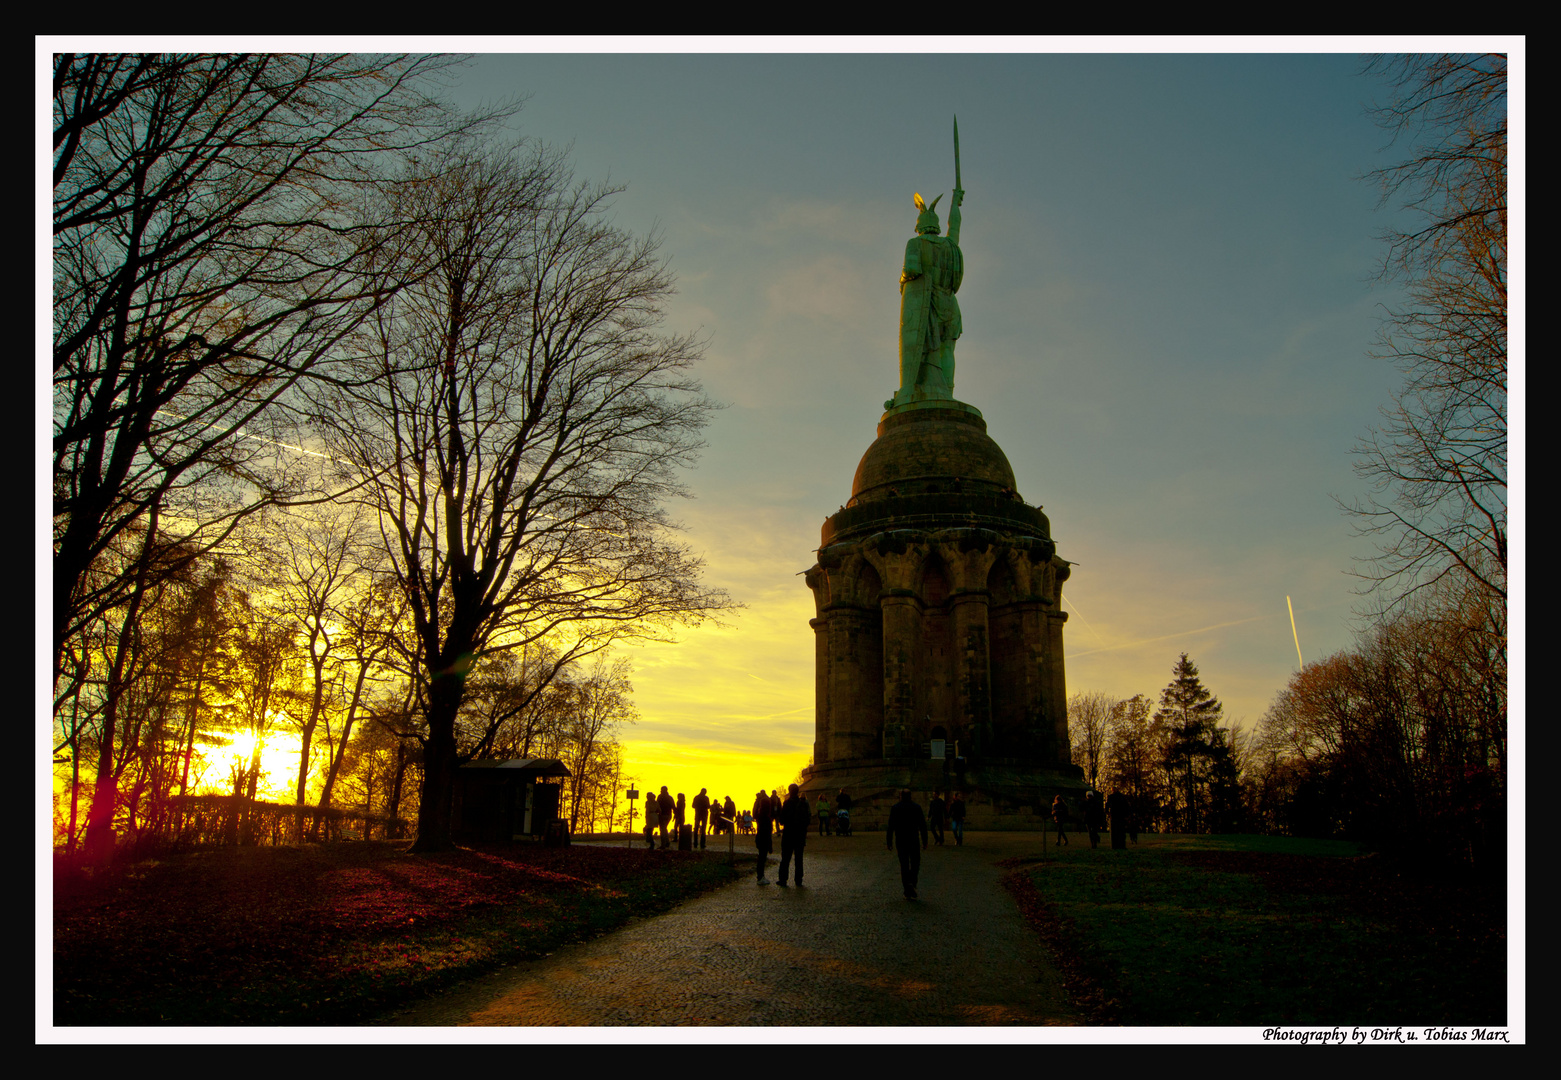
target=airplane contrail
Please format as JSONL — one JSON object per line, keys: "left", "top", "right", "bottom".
{"left": 1068, "top": 612, "right": 1274, "bottom": 658}
{"left": 1061, "top": 595, "right": 1106, "bottom": 645}
{"left": 1287, "top": 595, "right": 1304, "bottom": 669}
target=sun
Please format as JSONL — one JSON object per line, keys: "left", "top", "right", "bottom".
{"left": 197, "top": 728, "right": 304, "bottom": 802}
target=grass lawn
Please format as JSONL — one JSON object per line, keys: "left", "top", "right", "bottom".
{"left": 53, "top": 839, "right": 742, "bottom": 1026}
{"left": 1003, "top": 833, "right": 1506, "bottom": 1027}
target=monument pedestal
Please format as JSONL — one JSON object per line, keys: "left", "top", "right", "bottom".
{"left": 800, "top": 402, "right": 1083, "bottom": 830}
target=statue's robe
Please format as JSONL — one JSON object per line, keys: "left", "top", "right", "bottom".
{"left": 899, "top": 233, "right": 964, "bottom": 395}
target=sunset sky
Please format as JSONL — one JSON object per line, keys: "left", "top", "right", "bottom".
{"left": 419, "top": 43, "right": 1523, "bottom": 809}
{"left": 40, "top": 40, "right": 1523, "bottom": 822}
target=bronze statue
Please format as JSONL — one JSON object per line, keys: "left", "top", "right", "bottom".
{"left": 888, "top": 117, "right": 965, "bottom": 410}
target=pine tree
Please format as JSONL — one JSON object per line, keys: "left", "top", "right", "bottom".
{"left": 1154, "top": 654, "right": 1224, "bottom": 833}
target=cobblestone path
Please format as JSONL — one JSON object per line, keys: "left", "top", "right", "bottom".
{"left": 373, "top": 832, "right": 1077, "bottom": 1027}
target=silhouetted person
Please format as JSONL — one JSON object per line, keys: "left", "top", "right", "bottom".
{"left": 693, "top": 788, "right": 711, "bottom": 849}
{"left": 816, "top": 790, "right": 832, "bottom": 836}
{"left": 643, "top": 792, "right": 658, "bottom": 850}
{"left": 1051, "top": 795, "right": 1070, "bottom": 846}
{"left": 657, "top": 786, "right": 674, "bottom": 849}
{"left": 928, "top": 791, "right": 947, "bottom": 846}
{"left": 723, "top": 795, "right": 737, "bottom": 837}
{"left": 887, "top": 789, "right": 929, "bottom": 899}
{"left": 836, "top": 788, "right": 853, "bottom": 836}
{"left": 1085, "top": 789, "right": 1104, "bottom": 849}
{"left": 1106, "top": 789, "right": 1128, "bottom": 850}
{"left": 778, "top": 783, "right": 810, "bottom": 886}
{"left": 948, "top": 792, "right": 967, "bottom": 846}
{"left": 754, "top": 789, "right": 776, "bottom": 883}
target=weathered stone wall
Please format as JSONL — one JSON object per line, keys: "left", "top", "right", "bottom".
{"left": 806, "top": 529, "right": 1069, "bottom": 767}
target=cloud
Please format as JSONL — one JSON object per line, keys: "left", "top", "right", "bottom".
{"left": 764, "top": 254, "right": 877, "bottom": 325}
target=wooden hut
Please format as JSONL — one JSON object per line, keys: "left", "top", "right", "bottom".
{"left": 451, "top": 759, "right": 570, "bottom": 842}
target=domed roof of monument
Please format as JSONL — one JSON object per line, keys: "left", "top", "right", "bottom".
{"left": 850, "top": 404, "right": 1016, "bottom": 503}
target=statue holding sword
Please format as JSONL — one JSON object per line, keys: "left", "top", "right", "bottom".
{"left": 889, "top": 117, "right": 966, "bottom": 410}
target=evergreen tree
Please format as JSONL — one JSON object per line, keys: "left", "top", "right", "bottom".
{"left": 1154, "top": 654, "right": 1224, "bottom": 833}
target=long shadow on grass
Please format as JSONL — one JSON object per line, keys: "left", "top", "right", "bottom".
{"left": 1001, "top": 835, "right": 1505, "bottom": 1027}
{"left": 53, "top": 841, "right": 741, "bottom": 1026}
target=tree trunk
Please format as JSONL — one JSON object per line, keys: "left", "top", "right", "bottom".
{"left": 388, "top": 740, "right": 409, "bottom": 838}
{"left": 410, "top": 671, "right": 463, "bottom": 852}
{"left": 294, "top": 720, "right": 317, "bottom": 843}
{"left": 314, "top": 659, "right": 372, "bottom": 839}
{"left": 81, "top": 508, "right": 160, "bottom": 866}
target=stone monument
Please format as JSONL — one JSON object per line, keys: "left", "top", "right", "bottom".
{"left": 799, "top": 120, "right": 1084, "bottom": 831}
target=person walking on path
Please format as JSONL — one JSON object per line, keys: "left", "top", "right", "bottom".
{"left": 1106, "top": 789, "right": 1127, "bottom": 850}
{"left": 836, "top": 789, "right": 853, "bottom": 837}
{"left": 753, "top": 789, "right": 777, "bottom": 883}
{"left": 1050, "top": 795, "right": 1070, "bottom": 847}
{"left": 816, "top": 791, "right": 832, "bottom": 836}
{"left": 928, "top": 791, "right": 947, "bottom": 846}
{"left": 948, "top": 792, "right": 966, "bottom": 846}
{"left": 642, "top": 791, "right": 659, "bottom": 850}
{"left": 778, "top": 784, "right": 810, "bottom": 886}
{"left": 692, "top": 788, "right": 711, "bottom": 849}
{"left": 886, "top": 789, "right": 929, "bottom": 899}
{"left": 657, "top": 787, "right": 675, "bottom": 849}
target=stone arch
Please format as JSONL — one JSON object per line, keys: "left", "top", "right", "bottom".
{"left": 854, "top": 556, "right": 883, "bottom": 608}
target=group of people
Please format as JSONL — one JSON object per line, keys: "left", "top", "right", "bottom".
{"left": 813, "top": 788, "right": 855, "bottom": 837}
{"left": 643, "top": 782, "right": 1139, "bottom": 864}
{"left": 640, "top": 787, "right": 741, "bottom": 851}
{"left": 1049, "top": 789, "right": 1137, "bottom": 849}
{"left": 744, "top": 786, "right": 970, "bottom": 900}
{"left": 732, "top": 785, "right": 1140, "bottom": 903}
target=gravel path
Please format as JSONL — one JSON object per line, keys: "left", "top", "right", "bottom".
{"left": 372, "top": 832, "right": 1077, "bottom": 1027}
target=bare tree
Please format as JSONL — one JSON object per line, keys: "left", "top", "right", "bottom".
{"left": 1253, "top": 567, "right": 1505, "bottom": 862}
{"left": 557, "top": 657, "right": 639, "bottom": 832}
{"left": 312, "top": 572, "right": 407, "bottom": 836}
{"left": 266, "top": 507, "right": 367, "bottom": 841}
{"left": 1067, "top": 691, "right": 1115, "bottom": 790}
{"left": 53, "top": 53, "right": 511, "bottom": 863}
{"left": 1102, "top": 693, "right": 1159, "bottom": 825}
{"left": 315, "top": 142, "right": 731, "bottom": 851}
{"left": 457, "top": 644, "right": 572, "bottom": 761}
{"left": 1348, "top": 54, "right": 1507, "bottom": 605}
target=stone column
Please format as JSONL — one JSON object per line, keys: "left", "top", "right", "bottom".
{"left": 1007, "top": 599, "right": 1049, "bottom": 757}
{"left": 942, "top": 541, "right": 999, "bottom": 757}
{"left": 949, "top": 592, "right": 992, "bottom": 756}
{"left": 880, "top": 594, "right": 921, "bottom": 758}
{"left": 810, "top": 616, "right": 830, "bottom": 765}
{"left": 862, "top": 540, "right": 927, "bottom": 760}
{"left": 827, "top": 606, "right": 881, "bottom": 761}
{"left": 805, "top": 566, "right": 833, "bottom": 766}
{"left": 1046, "top": 558, "right": 1072, "bottom": 769}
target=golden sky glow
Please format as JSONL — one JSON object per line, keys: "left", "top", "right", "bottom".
{"left": 42, "top": 48, "right": 1524, "bottom": 842}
